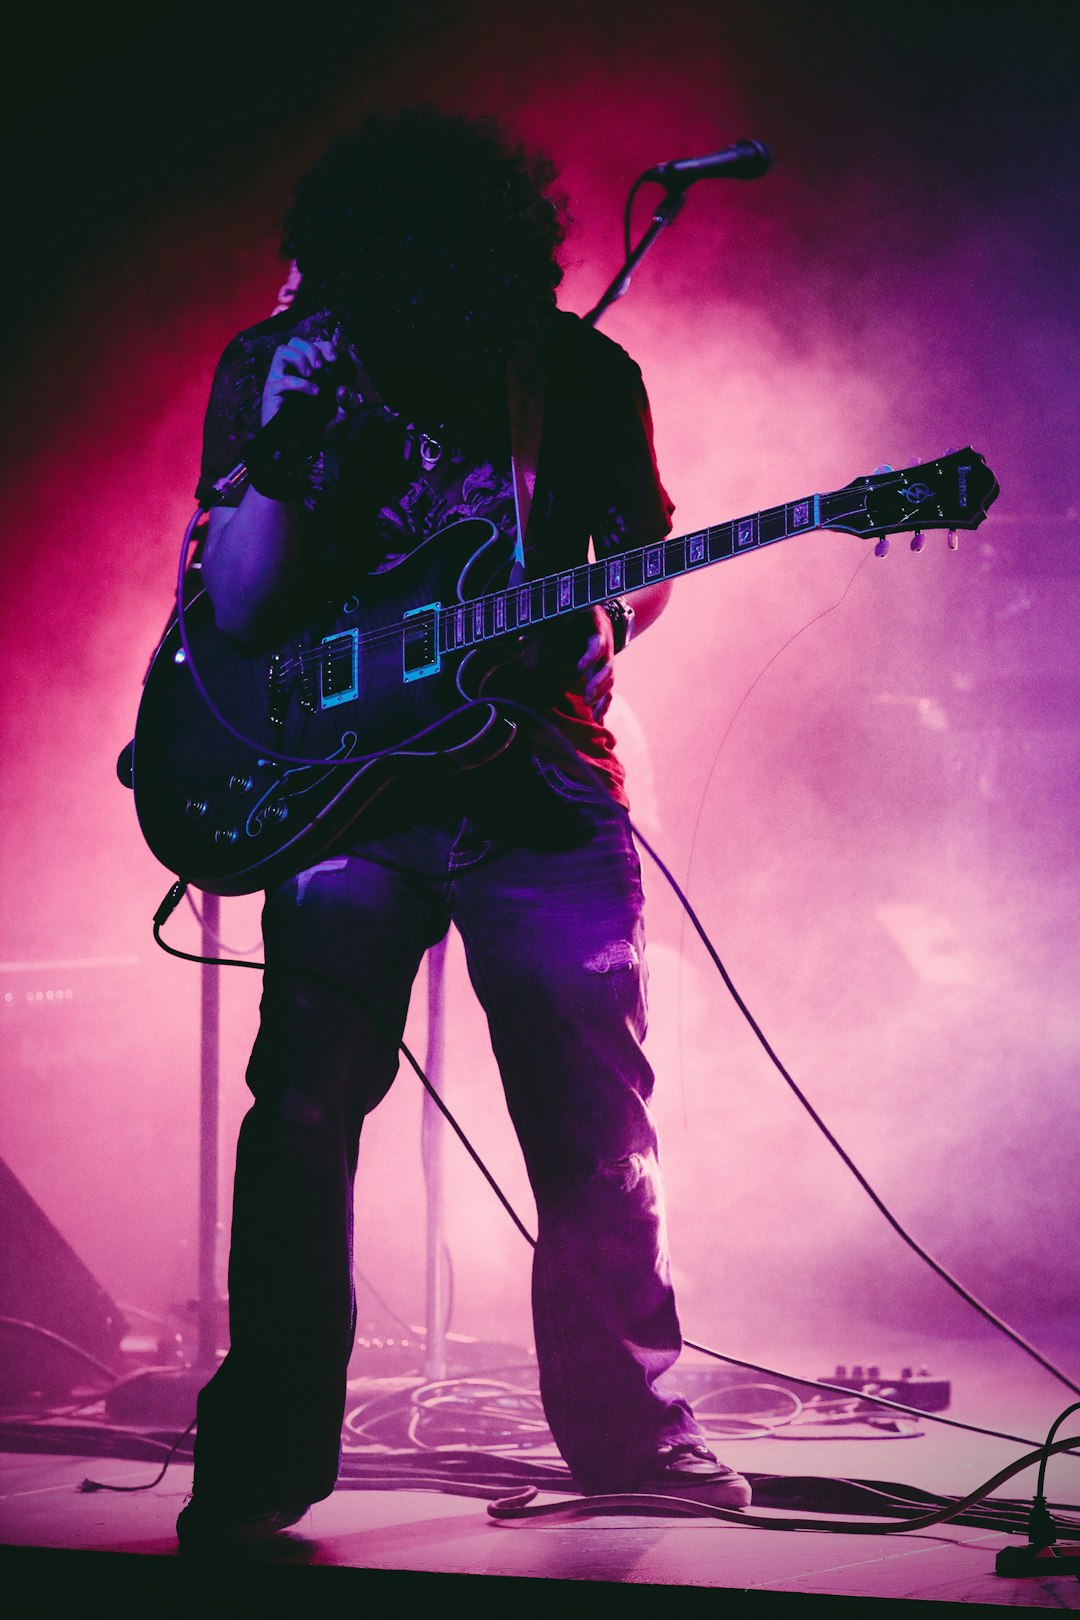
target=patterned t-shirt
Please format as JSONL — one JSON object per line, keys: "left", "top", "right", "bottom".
{"left": 196, "top": 307, "right": 674, "bottom": 805}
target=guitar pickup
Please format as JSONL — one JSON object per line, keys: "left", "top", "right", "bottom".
{"left": 320, "top": 629, "right": 359, "bottom": 708}
{"left": 403, "top": 602, "right": 442, "bottom": 682}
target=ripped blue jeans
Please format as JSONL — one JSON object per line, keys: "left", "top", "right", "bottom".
{"left": 192, "top": 760, "right": 702, "bottom": 1502}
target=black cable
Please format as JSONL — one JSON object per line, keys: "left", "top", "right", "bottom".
{"left": 1028, "top": 1400, "right": 1080, "bottom": 1547}
{"left": 153, "top": 917, "right": 263, "bottom": 970}
{"left": 486, "top": 1434, "right": 1080, "bottom": 1531}
{"left": 391, "top": 1032, "right": 537, "bottom": 1247}
{"left": 79, "top": 1420, "right": 197, "bottom": 1494}
{"left": 1038, "top": 1401, "right": 1080, "bottom": 1500}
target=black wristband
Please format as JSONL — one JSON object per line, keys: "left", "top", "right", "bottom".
{"left": 603, "top": 597, "right": 635, "bottom": 655}
{"left": 244, "top": 444, "right": 318, "bottom": 502}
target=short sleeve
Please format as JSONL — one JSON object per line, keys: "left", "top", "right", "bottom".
{"left": 194, "top": 335, "right": 266, "bottom": 508}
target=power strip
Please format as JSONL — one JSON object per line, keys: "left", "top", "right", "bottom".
{"left": 822, "top": 1365, "right": 952, "bottom": 1413}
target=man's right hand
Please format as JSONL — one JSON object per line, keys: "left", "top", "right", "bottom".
{"left": 260, "top": 335, "right": 358, "bottom": 430}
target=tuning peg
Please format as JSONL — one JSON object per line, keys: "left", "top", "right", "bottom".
{"left": 947, "top": 529, "right": 959, "bottom": 551}
{"left": 910, "top": 531, "right": 926, "bottom": 552}
{"left": 874, "top": 537, "right": 891, "bottom": 558}
{"left": 873, "top": 464, "right": 894, "bottom": 475}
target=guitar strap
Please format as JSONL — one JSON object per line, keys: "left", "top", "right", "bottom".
{"left": 507, "top": 352, "right": 546, "bottom": 585}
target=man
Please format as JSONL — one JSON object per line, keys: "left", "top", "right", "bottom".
{"left": 178, "top": 107, "right": 750, "bottom": 1550}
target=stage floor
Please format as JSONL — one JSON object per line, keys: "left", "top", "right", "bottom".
{"left": 2, "top": 1342, "right": 1079, "bottom": 1615}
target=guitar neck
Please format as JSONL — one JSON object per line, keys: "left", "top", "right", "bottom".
{"left": 428, "top": 446, "right": 997, "bottom": 655}
{"left": 438, "top": 491, "right": 830, "bottom": 652}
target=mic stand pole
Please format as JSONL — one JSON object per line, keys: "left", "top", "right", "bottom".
{"left": 422, "top": 938, "right": 449, "bottom": 1381}
{"left": 584, "top": 183, "right": 687, "bottom": 328}
{"left": 198, "top": 893, "right": 221, "bottom": 1373}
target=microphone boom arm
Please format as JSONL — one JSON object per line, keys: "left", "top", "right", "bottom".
{"left": 584, "top": 184, "right": 687, "bottom": 328}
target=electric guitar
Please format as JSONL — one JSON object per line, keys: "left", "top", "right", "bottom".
{"left": 131, "top": 449, "right": 999, "bottom": 895}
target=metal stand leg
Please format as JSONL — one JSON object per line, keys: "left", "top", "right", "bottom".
{"left": 198, "top": 892, "right": 221, "bottom": 1372}
{"left": 422, "top": 938, "right": 448, "bottom": 1381}
{"left": 106, "top": 892, "right": 223, "bottom": 1422}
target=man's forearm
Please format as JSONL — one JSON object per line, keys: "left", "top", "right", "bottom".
{"left": 201, "top": 488, "right": 305, "bottom": 641}
{"left": 625, "top": 578, "right": 673, "bottom": 640}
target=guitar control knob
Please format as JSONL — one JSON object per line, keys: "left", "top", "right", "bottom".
{"left": 229, "top": 774, "right": 254, "bottom": 793}
{"left": 185, "top": 798, "right": 209, "bottom": 817}
{"left": 947, "top": 529, "right": 959, "bottom": 551}
{"left": 264, "top": 803, "right": 289, "bottom": 824}
{"left": 214, "top": 826, "right": 239, "bottom": 844}
{"left": 910, "top": 531, "right": 926, "bottom": 552}
{"left": 874, "top": 537, "right": 890, "bottom": 558}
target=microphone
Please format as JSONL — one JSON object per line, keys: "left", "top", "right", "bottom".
{"left": 211, "top": 355, "right": 355, "bottom": 504}
{"left": 642, "top": 139, "right": 772, "bottom": 186}
{"left": 251, "top": 354, "right": 354, "bottom": 460}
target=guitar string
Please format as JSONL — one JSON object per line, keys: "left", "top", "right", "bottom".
{"left": 279, "top": 521, "right": 786, "bottom": 670}
{"left": 277, "top": 498, "right": 949, "bottom": 678}
{"left": 264, "top": 453, "right": 975, "bottom": 673}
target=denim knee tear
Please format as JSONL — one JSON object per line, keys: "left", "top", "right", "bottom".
{"left": 294, "top": 856, "right": 349, "bottom": 904}
{"left": 598, "top": 1151, "right": 648, "bottom": 1192}
{"left": 279, "top": 1085, "right": 323, "bottom": 1125}
{"left": 583, "top": 940, "right": 639, "bottom": 974}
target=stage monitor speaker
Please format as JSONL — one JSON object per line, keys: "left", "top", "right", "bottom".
{"left": 0, "top": 1157, "right": 128, "bottom": 1401}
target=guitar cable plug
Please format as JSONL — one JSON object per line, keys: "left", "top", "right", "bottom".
{"left": 154, "top": 880, "right": 188, "bottom": 928}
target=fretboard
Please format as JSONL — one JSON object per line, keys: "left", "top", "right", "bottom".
{"left": 435, "top": 491, "right": 831, "bottom": 654}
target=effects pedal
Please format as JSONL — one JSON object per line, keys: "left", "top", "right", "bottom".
{"left": 823, "top": 1364, "right": 951, "bottom": 1412}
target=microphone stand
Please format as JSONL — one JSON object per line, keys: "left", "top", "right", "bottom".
{"left": 584, "top": 183, "right": 687, "bottom": 328}
{"left": 197, "top": 893, "right": 221, "bottom": 1373}
{"left": 422, "top": 937, "right": 449, "bottom": 1381}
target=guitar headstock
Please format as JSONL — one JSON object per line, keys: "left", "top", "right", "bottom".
{"left": 821, "top": 449, "right": 999, "bottom": 553}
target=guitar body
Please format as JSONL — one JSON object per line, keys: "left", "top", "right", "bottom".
{"left": 134, "top": 518, "right": 524, "bottom": 894}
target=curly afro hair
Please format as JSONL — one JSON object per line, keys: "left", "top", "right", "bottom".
{"left": 283, "top": 107, "right": 568, "bottom": 400}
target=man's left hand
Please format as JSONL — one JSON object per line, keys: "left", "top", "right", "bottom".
{"left": 578, "top": 606, "right": 615, "bottom": 722}
{"left": 518, "top": 605, "right": 618, "bottom": 721}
